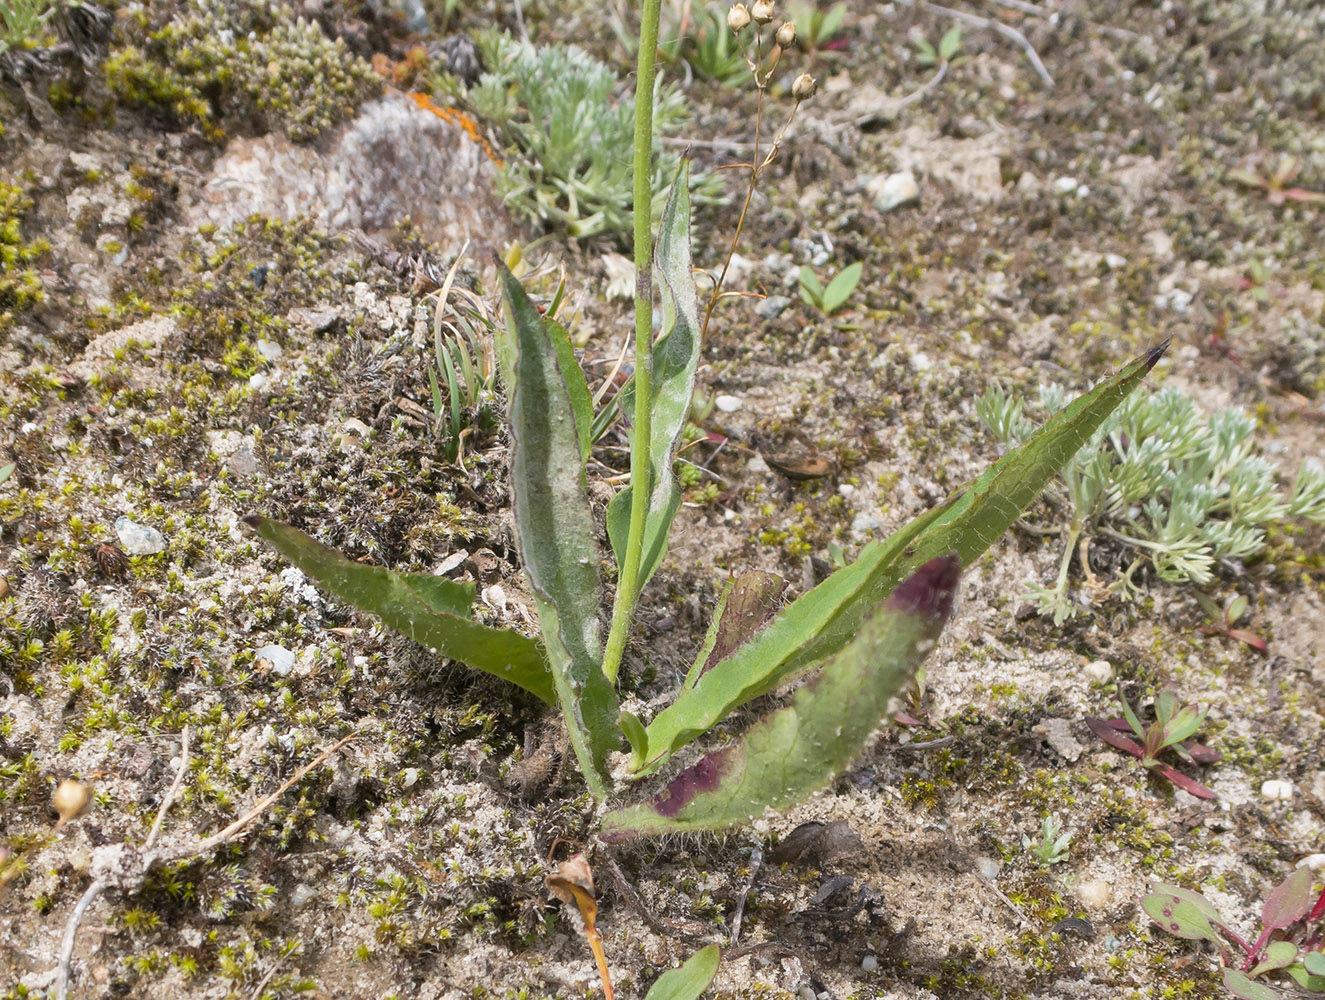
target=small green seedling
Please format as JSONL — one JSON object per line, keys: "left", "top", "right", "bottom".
{"left": 1085, "top": 689, "right": 1221, "bottom": 799}
{"left": 798, "top": 261, "right": 862, "bottom": 315}
{"left": 1022, "top": 814, "right": 1071, "bottom": 866}
{"left": 915, "top": 26, "right": 963, "bottom": 68}
{"left": 1229, "top": 155, "right": 1325, "bottom": 206}
{"left": 1144, "top": 866, "right": 1325, "bottom": 998}
{"left": 786, "top": 0, "right": 849, "bottom": 61}
{"left": 0, "top": 461, "right": 14, "bottom": 487}
{"left": 1195, "top": 592, "right": 1267, "bottom": 654}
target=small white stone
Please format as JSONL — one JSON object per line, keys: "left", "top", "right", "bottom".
{"left": 256, "top": 338, "right": 283, "bottom": 361}
{"left": 910, "top": 351, "right": 932, "bottom": 372}
{"left": 1083, "top": 659, "right": 1112, "bottom": 684}
{"left": 289, "top": 884, "right": 318, "bottom": 907}
{"left": 114, "top": 515, "right": 167, "bottom": 555}
{"left": 1297, "top": 854, "right": 1325, "bottom": 872}
{"left": 1076, "top": 184, "right": 1091, "bottom": 198}
{"left": 1078, "top": 879, "right": 1112, "bottom": 909}
{"left": 248, "top": 372, "right": 267, "bottom": 390}
{"left": 401, "top": 767, "right": 420, "bottom": 788}
{"left": 1104, "top": 253, "right": 1127, "bottom": 269}
{"left": 872, "top": 170, "right": 920, "bottom": 213}
{"left": 714, "top": 394, "right": 743, "bottom": 413}
{"left": 1052, "top": 176, "right": 1079, "bottom": 195}
{"left": 1261, "top": 779, "right": 1293, "bottom": 802}
{"left": 746, "top": 455, "right": 770, "bottom": 474}
{"left": 837, "top": 484, "right": 855, "bottom": 498}
{"left": 860, "top": 954, "right": 879, "bottom": 972}
{"left": 254, "top": 644, "right": 295, "bottom": 676}
{"left": 975, "top": 856, "right": 1000, "bottom": 881}
{"left": 851, "top": 511, "right": 881, "bottom": 535}
{"left": 481, "top": 584, "right": 507, "bottom": 611}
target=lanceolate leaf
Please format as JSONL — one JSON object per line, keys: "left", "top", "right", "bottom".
{"left": 502, "top": 269, "right": 619, "bottom": 797}
{"left": 632, "top": 340, "right": 1170, "bottom": 774}
{"left": 681, "top": 571, "right": 786, "bottom": 692}
{"left": 241, "top": 516, "right": 554, "bottom": 704}
{"left": 608, "top": 163, "right": 701, "bottom": 597}
{"left": 601, "top": 557, "right": 959, "bottom": 840}
{"left": 1262, "top": 866, "right": 1314, "bottom": 931}
{"left": 643, "top": 944, "right": 721, "bottom": 1000}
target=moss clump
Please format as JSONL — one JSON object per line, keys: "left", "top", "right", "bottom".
{"left": 104, "top": 2, "right": 381, "bottom": 142}
{"left": 0, "top": 181, "right": 48, "bottom": 333}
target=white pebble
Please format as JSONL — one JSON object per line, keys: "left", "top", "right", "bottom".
{"left": 714, "top": 394, "right": 743, "bottom": 413}
{"left": 860, "top": 954, "right": 878, "bottom": 972}
{"left": 253, "top": 644, "right": 295, "bottom": 676}
{"left": 1077, "top": 879, "right": 1111, "bottom": 909}
{"left": 975, "top": 856, "right": 1000, "bottom": 881}
{"left": 1261, "top": 779, "right": 1293, "bottom": 802}
{"left": 1083, "top": 659, "right": 1113, "bottom": 684}
{"left": 872, "top": 170, "right": 920, "bottom": 213}
{"left": 248, "top": 372, "right": 267, "bottom": 390}
{"left": 1052, "top": 176, "right": 1079, "bottom": 195}
{"left": 114, "top": 515, "right": 167, "bottom": 555}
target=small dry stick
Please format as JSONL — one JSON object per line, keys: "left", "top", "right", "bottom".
{"left": 728, "top": 844, "right": 763, "bottom": 947}
{"left": 54, "top": 729, "right": 359, "bottom": 1000}
{"left": 898, "top": 0, "right": 1055, "bottom": 88}
{"left": 145, "top": 726, "right": 190, "bottom": 850}
{"left": 247, "top": 953, "right": 288, "bottom": 1000}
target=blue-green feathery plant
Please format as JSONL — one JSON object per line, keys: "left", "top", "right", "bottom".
{"left": 243, "top": 0, "right": 1166, "bottom": 988}
{"left": 979, "top": 382, "right": 1325, "bottom": 623}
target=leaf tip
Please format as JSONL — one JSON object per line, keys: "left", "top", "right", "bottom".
{"left": 885, "top": 555, "right": 961, "bottom": 622}
{"left": 240, "top": 514, "right": 262, "bottom": 529}
{"left": 1145, "top": 336, "right": 1173, "bottom": 371}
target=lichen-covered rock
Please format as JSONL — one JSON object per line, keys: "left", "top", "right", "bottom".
{"left": 186, "top": 94, "right": 512, "bottom": 250}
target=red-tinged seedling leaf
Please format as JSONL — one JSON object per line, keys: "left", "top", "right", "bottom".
{"left": 1222, "top": 968, "right": 1279, "bottom": 1000}
{"left": 1181, "top": 740, "right": 1223, "bottom": 765}
{"left": 1142, "top": 887, "right": 1225, "bottom": 945}
{"left": 1262, "top": 866, "right": 1315, "bottom": 931}
{"left": 1150, "top": 761, "right": 1218, "bottom": 799}
{"left": 1085, "top": 717, "right": 1146, "bottom": 758}
{"left": 1281, "top": 187, "right": 1325, "bottom": 203}
{"left": 1309, "top": 883, "right": 1325, "bottom": 924}
{"left": 1248, "top": 940, "right": 1299, "bottom": 978}
{"left": 1227, "top": 628, "right": 1269, "bottom": 652}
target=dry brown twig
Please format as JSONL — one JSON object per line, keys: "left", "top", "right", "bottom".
{"left": 53, "top": 728, "right": 360, "bottom": 1000}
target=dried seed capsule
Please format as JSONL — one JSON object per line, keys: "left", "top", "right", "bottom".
{"left": 751, "top": 0, "right": 776, "bottom": 24}
{"left": 53, "top": 779, "right": 92, "bottom": 831}
{"left": 776, "top": 21, "right": 797, "bottom": 48}
{"left": 792, "top": 72, "right": 818, "bottom": 101}
{"left": 727, "top": 3, "right": 751, "bottom": 32}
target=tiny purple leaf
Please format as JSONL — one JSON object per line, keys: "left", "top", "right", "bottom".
{"left": 1262, "top": 866, "right": 1314, "bottom": 931}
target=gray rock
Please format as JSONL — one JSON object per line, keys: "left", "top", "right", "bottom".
{"left": 187, "top": 94, "right": 513, "bottom": 253}
{"left": 754, "top": 294, "right": 792, "bottom": 319}
{"left": 114, "top": 516, "right": 166, "bottom": 556}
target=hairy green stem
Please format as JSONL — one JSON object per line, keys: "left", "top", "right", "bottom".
{"left": 602, "top": 0, "right": 662, "bottom": 686}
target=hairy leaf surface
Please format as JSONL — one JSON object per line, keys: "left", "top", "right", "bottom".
{"left": 242, "top": 516, "right": 553, "bottom": 704}
{"left": 503, "top": 269, "right": 618, "bottom": 796}
{"left": 633, "top": 340, "right": 1169, "bottom": 774}
{"left": 602, "top": 557, "right": 959, "bottom": 839}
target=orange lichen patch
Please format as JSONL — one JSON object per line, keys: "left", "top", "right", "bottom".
{"left": 408, "top": 91, "right": 503, "bottom": 166}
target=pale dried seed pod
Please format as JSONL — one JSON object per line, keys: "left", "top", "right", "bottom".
{"left": 751, "top": 0, "right": 776, "bottom": 24}
{"left": 792, "top": 72, "right": 818, "bottom": 101}
{"left": 727, "top": 3, "right": 751, "bottom": 32}
{"left": 776, "top": 21, "right": 797, "bottom": 49}
{"left": 53, "top": 778, "right": 92, "bottom": 831}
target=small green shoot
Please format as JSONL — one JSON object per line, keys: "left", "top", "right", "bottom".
{"left": 1144, "top": 866, "right": 1325, "bottom": 998}
{"left": 1229, "top": 155, "right": 1325, "bottom": 206}
{"left": 0, "top": 462, "right": 14, "bottom": 488}
{"left": 786, "top": 0, "right": 848, "bottom": 61}
{"left": 915, "top": 27, "right": 963, "bottom": 68}
{"left": 1084, "top": 689, "right": 1221, "bottom": 798}
{"left": 798, "top": 261, "right": 862, "bottom": 315}
{"left": 1195, "top": 591, "right": 1267, "bottom": 653}
{"left": 1022, "top": 814, "right": 1071, "bottom": 866}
